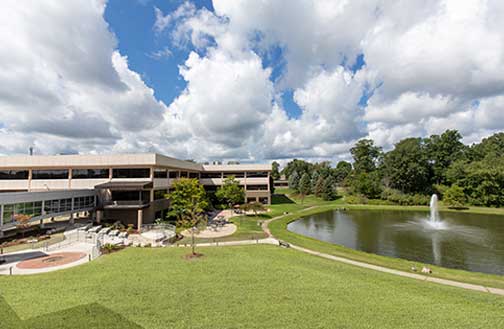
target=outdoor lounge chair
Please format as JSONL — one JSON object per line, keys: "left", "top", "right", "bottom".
{"left": 108, "top": 229, "right": 119, "bottom": 237}
{"left": 117, "top": 232, "right": 129, "bottom": 239}
{"left": 88, "top": 225, "right": 102, "bottom": 233}
{"left": 98, "top": 227, "right": 111, "bottom": 235}
{"left": 78, "top": 223, "right": 93, "bottom": 231}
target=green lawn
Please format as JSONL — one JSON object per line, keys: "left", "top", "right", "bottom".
{"left": 1, "top": 246, "right": 503, "bottom": 329}
{"left": 266, "top": 190, "right": 504, "bottom": 289}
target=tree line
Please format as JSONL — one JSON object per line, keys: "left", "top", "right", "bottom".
{"left": 273, "top": 130, "right": 504, "bottom": 207}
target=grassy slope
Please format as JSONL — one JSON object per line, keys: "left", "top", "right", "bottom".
{"left": 267, "top": 190, "right": 504, "bottom": 289}
{"left": 1, "top": 246, "right": 503, "bottom": 329}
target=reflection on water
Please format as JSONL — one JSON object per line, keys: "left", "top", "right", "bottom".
{"left": 287, "top": 209, "right": 504, "bottom": 275}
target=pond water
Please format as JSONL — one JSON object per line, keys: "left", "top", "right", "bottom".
{"left": 287, "top": 209, "right": 504, "bottom": 275}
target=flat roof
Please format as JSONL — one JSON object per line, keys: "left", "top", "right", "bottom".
{"left": 0, "top": 153, "right": 271, "bottom": 172}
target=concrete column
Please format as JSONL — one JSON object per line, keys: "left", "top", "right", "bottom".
{"left": 68, "top": 168, "right": 72, "bottom": 189}
{"left": 40, "top": 219, "right": 45, "bottom": 228}
{"left": 137, "top": 209, "right": 143, "bottom": 231}
{"left": 28, "top": 169, "right": 32, "bottom": 192}
{"left": 96, "top": 210, "right": 103, "bottom": 224}
{"left": 69, "top": 213, "right": 74, "bottom": 225}
{"left": 0, "top": 204, "right": 3, "bottom": 227}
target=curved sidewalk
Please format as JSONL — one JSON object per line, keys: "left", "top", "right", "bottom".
{"left": 262, "top": 217, "right": 504, "bottom": 296}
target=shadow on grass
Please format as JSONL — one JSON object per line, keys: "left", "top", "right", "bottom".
{"left": 271, "top": 194, "right": 295, "bottom": 205}
{"left": 1, "top": 296, "right": 143, "bottom": 329}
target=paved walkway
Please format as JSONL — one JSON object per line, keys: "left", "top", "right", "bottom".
{"left": 261, "top": 216, "right": 504, "bottom": 296}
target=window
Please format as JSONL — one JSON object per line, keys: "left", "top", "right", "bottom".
{"left": 32, "top": 169, "right": 69, "bottom": 179}
{"left": 246, "top": 171, "right": 268, "bottom": 178}
{"left": 154, "top": 189, "right": 168, "bottom": 200}
{"left": 112, "top": 168, "right": 150, "bottom": 179}
{"left": 247, "top": 185, "right": 268, "bottom": 191}
{"left": 2, "top": 201, "right": 43, "bottom": 223}
{"left": 247, "top": 198, "right": 257, "bottom": 203}
{"left": 74, "top": 196, "right": 95, "bottom": 209}
{"left": 0, "top": 170, "right": 29, "bottom": 180}
{"left": 168, "top": 171, "right": 179, "bottom": 179}
{"left": 180, "top": 171, "right": 188, "bottom": 178}
{"left": 259, "top": 197, "right": 269, "bottom": 204}
{"left": 72, "top": 169, "right": 109, "bottom": 179}
{"left": 189, "top": 172, "right": 199, "bottom": 179}
{"left": 200, "top": 172, "right": 222, "bottom": 179}
{"left": 154, "top": 169, "right": 168, "bottom": 179}
{"left": 224, "top": 172, "right": 244, "bottom": 178}
{"left": 44, "top": 198, "right": 72, "bottom": 214}
{"left": 204, "top": 185, "right": 218, "bottom": 192}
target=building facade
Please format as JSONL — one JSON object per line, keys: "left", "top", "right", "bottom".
{"left": 0, "top": 153, "right": 272, "bottom": 236}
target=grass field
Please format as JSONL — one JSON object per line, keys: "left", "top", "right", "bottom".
{"left": 267, "top": 189, "right": 504, "bottom": 289}
{"left": 1, "top": 245, "right": 503, "bottom": 329}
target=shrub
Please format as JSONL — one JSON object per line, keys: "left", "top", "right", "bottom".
{"left": 345, "top": 195, "right": 368, "bottom": 204}
{"left": 444, "top": 184, "right": 467, "bottom": 207}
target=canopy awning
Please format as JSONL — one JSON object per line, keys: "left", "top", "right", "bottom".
{"left": 95, "top": 181, "right": 153, "bottom": 191}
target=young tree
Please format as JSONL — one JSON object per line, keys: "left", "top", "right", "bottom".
{"left": 333, "top": 161, "right": 352, "bottom": 183}
{"left": 321, "top": 176, "right": 338, "bottom": 201}
{"left": 425, "top": 130, "right": 466, "bottom": 184}
{"left": 298, "top": 173, "right": 312, "bottom": 204}
{"left": 288, "top": 171, "right": 300, "bottom": 192}
{"left": 168, "top": 178, "right": 208, "bottom": 255}
{"left": 314, "top": 176, "right": 325, "bottom": 198}
{"left": 215, "top": 176, "right": 245, "bottom": 208}
{"left": 241, "top": 201, "right": 266, "bottom": 217}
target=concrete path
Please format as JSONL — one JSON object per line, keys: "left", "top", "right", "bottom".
{"left": 176, "top": 237, "right": 278, "bottom": 248}
{"left": 262, "top": 216, "right": 504, "bottom": 296}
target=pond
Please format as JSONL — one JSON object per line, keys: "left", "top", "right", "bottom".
{"left": 287, "top": 209, "right": 504, "bottom": 275}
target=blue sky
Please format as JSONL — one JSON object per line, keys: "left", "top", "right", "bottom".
{"left": 1, "top": 0, "right": 502, "bottom": 160}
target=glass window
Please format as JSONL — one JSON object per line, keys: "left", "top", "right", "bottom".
{"left": 32, "top": 169, "right": 69, "bottom": 179}
{"left": 189, "top": 172, "right": 199, "bottom": 179}
{"left": 224, "top": 172, "right": 244, "bottom": 178}
{"left": 2, "top": 204, "right": 14, "bottom": 223}
{"left": 74, "top": 196, "right": 95, "bottom": 210}
{"left": 60, "top": 199, "right": 72, "bottom": 212}
{"left": 246, "top": 172, "right": 268, "bottom": 178}
{"left": 154, "top": 169, "right": 168, "bottom": 179}
{"left": 200, "top": 172, "right": 222, "bottom": 179}
{"left": 168, "top": 171, "right": 179, "bottom": 179}
{"left": 247, "top": 185, "right": 268, "bottom": 191}
{"left": 0, "top": 170, "right": 29, "bottom": 180}
{"left": 72, "top": 168, "right": 109, "bottom": 179}
{"left": 180, "top": 171, "right": 188, "bottom": 178}
{"left": 112, "top": 168, "right": 150, "bottom": 179}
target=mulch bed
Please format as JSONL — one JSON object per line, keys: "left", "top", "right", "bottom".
{"left": 16, "top": 252, "right": 86, "bottom": 269}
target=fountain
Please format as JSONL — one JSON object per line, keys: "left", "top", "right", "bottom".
{"left": 426, "top": 194, "right": 445, "bottom": 229}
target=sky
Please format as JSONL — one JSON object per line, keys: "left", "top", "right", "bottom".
{"left": 1, "top": 0, "right": 504, "bottom": 164}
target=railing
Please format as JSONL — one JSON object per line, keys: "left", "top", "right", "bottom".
{"left": 141, "top": 223, "right": 176, "bottom": 233}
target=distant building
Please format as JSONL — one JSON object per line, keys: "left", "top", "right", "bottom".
{"left": 274, "top": 174, "right": 289, "bottom": 189}
{"left": 0, "top": 153, "right": 271, "bottom": 237}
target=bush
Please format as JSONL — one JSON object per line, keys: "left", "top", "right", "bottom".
{"left": 345, "top": 195, "right": 368, "bottom": 204}
{"left": 380, "top": 188, "right": 430, "bottom": 206}
{"left": 444, "top": 184, "right": 466, "bottom": 207}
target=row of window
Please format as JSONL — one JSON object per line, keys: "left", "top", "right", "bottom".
{"left": 1, "top": 196, "right": 95, "bottom": 224}
{"left": 0, "top": 168, "right": 269, "bottom": 180}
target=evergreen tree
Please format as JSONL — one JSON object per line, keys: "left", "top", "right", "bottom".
{"left": 314, "top": 176, "right": 325, "bottom": 197}
{"left": 310, "top": 171, "right": 319, "bottom": 194}
{"left": 288, "top": 171, "right": 300, "bottom": 192}
{"left": 321, "top": 176, "right": 338, "bottom": 201}
{"left": 298, "top": 173, "right": 312, "bottom": 203}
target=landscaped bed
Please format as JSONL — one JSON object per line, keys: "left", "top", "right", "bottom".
{"left": 1, "top": 245, "right": 503, "bottom": 329}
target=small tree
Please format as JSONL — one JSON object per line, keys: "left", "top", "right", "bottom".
{"left": 241, "top": 201, "right": 266, "bottom": 217}
{"left": 288, "top": 171, "right": 300, "bottom": 192}
{"left": 444, "top": 184, "right": 467, "bottom": 207}
{"left": 314, "top": 176, "right": 325, "bottom": 198}
{"left": 298, "top": 173, "right": 312, "bottom": 204}
{"left": 215, "top": 176, "right": 245, "bottom": 208}
{"left": 168, "top": 178, "right": 208, "bottom": 256}
{"left": 310, "top": 171, "right": 319, "bottom": 194}
{"left": 322, "top": 176, "right": 338, "bottom": 201}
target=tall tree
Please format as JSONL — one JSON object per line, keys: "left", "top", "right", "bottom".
{"left": 314, "top": 175, "right": 325, "bottom": 197}
{"left": 215, "top": 176, "right": 245, "bottom": 207}
{"left": 282, "top": 159, "right": 313, "bottom": 178}
{"left": 288, "top": 171, "right": 300, "bottom": 192}
{"left": 333, "top": 161, "right": 352, "bottom": 183}
{"left": 298, "top": 173, "right": 312, "bottom": 204}
{"left": 425, "top": 130, "right": 465, "bottom": 184}
{"left": 271, "top": 161, "right": 281, "bottom": 180}
{"left": 383, "top": 138, "right": 432, "bottom": 194}
{"left": 321, "top": 176, "right": 338, "bottom": 201}
{"left": 350, "top": 139, "right": 382, "bottom": 174}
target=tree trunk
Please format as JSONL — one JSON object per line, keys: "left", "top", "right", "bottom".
{"left": 191, "top": 228, "right": 195, "bottom": 255}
